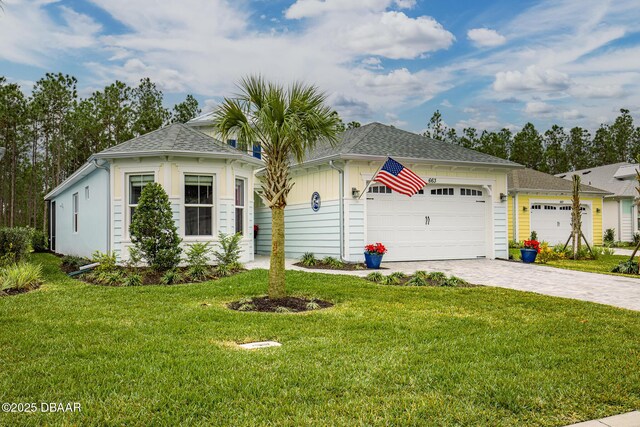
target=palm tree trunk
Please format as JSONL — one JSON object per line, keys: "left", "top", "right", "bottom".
{"left": 269, "top": 205, "right": 286, "bottom": 299}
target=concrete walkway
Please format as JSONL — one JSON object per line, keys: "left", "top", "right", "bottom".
{"left": 564, "top": 410, "right": 640, "bottom": 426}
{"left": 246, "top": 256, "right": 640, "bottom": 311}
{"left": 613, "top": 248, "right": 635, "bottom": 257}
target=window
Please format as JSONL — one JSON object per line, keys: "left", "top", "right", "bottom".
{"left": 72, "top": 192, "right": 79, "bottom": 233}
{"left": 559, "top": 206, "right": 571, "bottom": 211}
{"left": 544, "top": 205, "right": 557, "bottom": 210}
{"left": 460, "top": 188, "right": 483, "bottom": 196}
{"left": 430, "top": 188, "right": 454, "bottom": 195}
{"left": 185, "top": 175, "right": 214, "bottom": 236}
{"left": 227, "top": 139, "right": 237, "bottom": 148}
{"left": 85, "top": 186, "right": 90, "bottom": 199}
{"left": 531, "top": 204, "right": 541, "bottom": 210}
{"left": 368, "top": 185, "right": 392, "bottom": 194}
{"left": 128, "top": 174, "right": 154, "bottom": 225}
{"left": 235, "top": 178, "right": 245, "bottom": 235}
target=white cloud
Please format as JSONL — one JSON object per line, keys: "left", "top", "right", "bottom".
{"left": 285, "top": 0, "right": 392, "bottom": 19}
{"left": 394, "top": 0, "right": 416, "bottom": 8}
{"left": 440, "top": 99, "right": 452, "bottom": 108}
{"left": 524, "top": 101, "right": 554, "bottom": 116}
{"left": 467, "top": 28, "right": 506, "bottom": 47}
{"left": 562, "top": 109, "right": 585, "bottom": 120}
{"left": 341, "top": 12, "right": 454, "bottom": 59}
{"left": 0, "top": 0, "right": 101, "bottom": 66}
{"left": 493, "top": 66, "right": 571, "bottom": 92}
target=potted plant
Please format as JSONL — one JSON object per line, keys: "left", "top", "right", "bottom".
{"left": 364, "top": 243, "right": 387, "bottom": 269}
{"left": 521, "top": 239, "right": 540, "bottom": 263}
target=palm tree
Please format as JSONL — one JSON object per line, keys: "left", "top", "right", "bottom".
{"left": 213, "top": 76, "right": 340, "bottom": 298}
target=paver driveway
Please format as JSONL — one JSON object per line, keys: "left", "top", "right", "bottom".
{"left": 247, "top": 256, "right": 640, "bottom": 311}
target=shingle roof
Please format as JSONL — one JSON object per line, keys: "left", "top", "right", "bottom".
{"left": 301, "top": 122, "right": 521, "bottom": 167}
{"left": 95, "top": 123, "right": 260, "bottom": 164}
{"left": 509, "top": 168, "right": 610, "bottom": 195}
{"left": 557, "top": 163, "right": 636, "bottom": 198}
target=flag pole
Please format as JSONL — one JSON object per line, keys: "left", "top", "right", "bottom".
{"left": 357, "top": 158, "right": 387, "bottom": 200}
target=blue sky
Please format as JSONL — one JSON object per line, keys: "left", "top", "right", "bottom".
{"left": 1, "top": 0, "right": 639, "bottom": 133}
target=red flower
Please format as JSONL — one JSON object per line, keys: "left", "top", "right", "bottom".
{"left": 523, "top": 239, "right": 540, "bottom": 253}
{"left": 365, "top": 242, "right": 387, "bottom": 255}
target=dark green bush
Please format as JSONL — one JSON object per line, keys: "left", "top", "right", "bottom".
{"left": 129, "top": 182, "right": 182, "bottom": 271}
{"left": 185, "top": 242, "right": 212, "bottom": 281}
{"left": 30, "top": 229, "right": 48, "bottom": 252}
{"left": 603, "top": 228, "right": 616, "bottom": 246}
{"left": 213, "top": 232, "right": 243, "bottom": 268}
{"left": 612, "top": 260, "right": 639, "bottom": 274}
{"left": 0, "top": 227, "right": 32, "bottom": 264}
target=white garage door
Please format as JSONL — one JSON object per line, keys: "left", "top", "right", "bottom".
{"left": 366, "top": 184, "right": 488, "bottom": 261}
{"left": 529, "top": 203, "right": 592, "bottom": 245}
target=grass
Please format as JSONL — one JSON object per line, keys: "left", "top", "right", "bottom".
{"left": 509, "top": 248, "right": 640, "bottom": 278}
{"left": 1, "top": 254, "right": 640, "bottom": 426}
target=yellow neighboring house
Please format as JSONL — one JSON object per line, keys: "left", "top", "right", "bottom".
{"left": 507, "top": 168, "right": 611, "bottom": 246}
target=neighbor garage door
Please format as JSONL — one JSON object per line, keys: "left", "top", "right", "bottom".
{"left": 366, "top": 184, "right": 488, "bottom": 261}
{"left": 529, "top": 203, "right": 592, "bottom": 245}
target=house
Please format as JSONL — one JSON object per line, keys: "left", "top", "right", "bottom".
{"left": 44, "top": 123, "right": 263, "bottom": 262}
{"left": 507, "top": 168, "right": 610, "bottom": 246}
{"left": 237, "top": 122, "right": 520, "bottom": 262}
{"left": 558, "top": 163, "right": 639, "bottom": 242}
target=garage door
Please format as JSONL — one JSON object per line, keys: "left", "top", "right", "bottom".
{"left": 366, "top": 184, "right": 488, "bottom": 261}
{"left": 529, "top": 203, "right": 592, "bottom": 245}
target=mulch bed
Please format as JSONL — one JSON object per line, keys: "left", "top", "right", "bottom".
{"left": 0, "top": 285, "right": 41, "bottom": 297}
{"left": 228, "top": 296, "right": 333, "bottom": 313}
{"left": 293, "top": 262, "right": 387, "bottom": 271}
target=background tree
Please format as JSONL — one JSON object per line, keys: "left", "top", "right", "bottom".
{"left": 423, "top": 110, "right": 446, "bottom": 140}
{"left": 542, "top": 125, "right": 569, "bottom": 174}
{"left": 132, "top": 77, "right": 169, "bottom": 135}
{"left": 590, "top": 125, "right": 616, "bottom": 166}
{"left": 213, "top": 76, "right": 340, "bottom": 299}
{"left": 458, "top": 127, "right": 478, "bottom": 150}
{"left": 510, "top": 123, "right": 543, "bottom": 169}
{"left": 566, "top": 127, "right": 592, "bottom": 171}
{"left": 129, "top": 182, "right": 182, "bottom": 270}
{"left": 171, "top": 94, "right": 201, "bottom": 123}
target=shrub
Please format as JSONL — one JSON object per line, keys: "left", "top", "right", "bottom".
{"left": 92, "top": 251, "right": 118, "bottom": 274}
{"left": 123, "top": 273, "right": 143, "bottom": 287}
{"left": 552, "top": 244, "right": 571, "bottom": 258}
{"left": 383, "top": 275, "right": 400, "bottom": 286}
{"left": 442, "top": 275, "right": 468, "bottom": 287}
{"left": 603, "top": 228, "right": 616, "bottom": 246}
{"left": 61, "top": 255, "right": 91, "bottom": 271}
{"left": 185, "top": 242, "right": 212, "bottom": 281}
{"left": 125, "top": 246, "right": 144, "bottom": 269}
{"left": 306, "top": 301, "right": 321, "bottom": 310}
{"left": 93, "top": 270, "right": 125, "bottom": 286}
{"left": 160, "top": 269, "right": 182, "bottom": 285}
{"left": 426, "top": 271, "right": 447, "bottom": 286}
{"left": 31, "top": 229, "right": 48, "bottom": 252}
{"left": 322, "top": 256, "right": 344, "bottom": 269}
{"left": 275, "top": 306, "right": 292, "bottom": 313}
{"left": 406, "top": 276, "right": 427, "bottom": 286}
{"left": 537, "top": 242, "right": 562, "bottom": 264}
{"left": 300, "top": 252, "right": 317, "bottom": 267}
{"left": 237, "top": 303, "right": 255, "bottom": 311}
{"left": 0, "top": 227, "right": 32, "bottom": 264}
{"left": 509, "top": 240, "right": 523, "bottom": 249}
{"left": 612, "top": 260, "right": 639, "bottom": 274}
{"left": 389, "top": 271, "right": 406, "bottom": 279}
{"left": 215, "top": 263, "right": 231, "bottom": 278}
{"left": 0, "top": 263, "right": 43, "bottom": 291}
{"left": 634, "top": 232, "right": 640, "bottom": 246}
{"left": 529, "top": 230, "right": 538, "bottom": 241}
{"left": 129, "top": 182, "right": 182, "bottom": 271}
{"left": 213, "top": 232, "right": 243, "bottom": 267}
{"left": 366, "top": 272, "right": 384, "bottom": 283}
{"left": 601, "top": 247, "right": 615, "bottom": 256}
{"left": 414, "top": 270, "right": 429, "bottom": 280}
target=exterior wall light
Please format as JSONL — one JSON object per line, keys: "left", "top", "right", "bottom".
{"left": 352, "top": 187, "right": 360, "bottom": 198}
{"left": 500, "top": 193, "right": 507, "bottom": 202}
{"left": 522, "top": 206, "right": 528, "bottom": 212}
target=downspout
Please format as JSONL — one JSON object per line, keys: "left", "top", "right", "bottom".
{"left": 328, "top": 160, "right": 346, "bottom": 262}
{"left": 93, "top": 159, "right": 111, "bottom": 253}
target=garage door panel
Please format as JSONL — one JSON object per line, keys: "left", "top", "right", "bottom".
{"left": 367, "top": 186, "right": 487, "bottom": 261}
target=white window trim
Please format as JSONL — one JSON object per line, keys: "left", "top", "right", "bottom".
{"left": 234, "top": 177, "right": 247, "bottom": 235}
{"left": 72, "top": 192, "right": 79, "bottom": 234}
{"left": 183, "top": 173, "right": 216, "bottom": 238}
{"left": 125, "top": 172, "right": 156, "bottom": 240}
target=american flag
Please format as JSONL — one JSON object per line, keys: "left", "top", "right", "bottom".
{"left": 373, "top": 157, "right": 427, "bottom": 197}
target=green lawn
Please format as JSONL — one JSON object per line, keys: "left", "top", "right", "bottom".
{"left": 509, "top": 248, "right": 640, "bottom": 278}
{"left": 1, "top": 254, "right": 639, "bottom": 426}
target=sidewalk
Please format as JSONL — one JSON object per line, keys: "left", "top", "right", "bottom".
{"left": 564, "top": 410, "right": 640, "bottom": 426}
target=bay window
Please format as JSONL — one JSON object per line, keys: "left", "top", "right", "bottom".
{"left": 235, "top": 178, "right": 245, "bottom": 235}
{"left": 185, "top": 175, "right": 214, "bottom": 236}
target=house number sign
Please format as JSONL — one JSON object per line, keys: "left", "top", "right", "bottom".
{"left": 311, "top": 192, "right": 321, "bottom": 212}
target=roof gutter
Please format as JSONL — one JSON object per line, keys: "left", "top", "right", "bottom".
{"left": 328, "top": 160, "right": 347, "bottom": 262}
{"left": 93, "top": 159, "right": 111, "bottom": 254}
{"left": 93, "top": 150, "right": 263, "bottom": 166}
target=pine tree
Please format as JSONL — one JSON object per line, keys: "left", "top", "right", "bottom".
{"left": 566, "top": 127, "right": 592, "bottom": 171}
{"left": 510, "top": 123, "right": 543, "bottom": 169}
{"left": 542, "top": 125, "right": 569, "bottom": 174}
{"left": 171, "top": 94, "right": 201, "bottom": 124}
{"left": 132, "top": 78, "right": 169, "bottom": 136}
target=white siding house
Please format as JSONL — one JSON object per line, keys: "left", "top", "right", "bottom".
{"left": 45, "top": 124, "right": 263, "bottom": 263}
